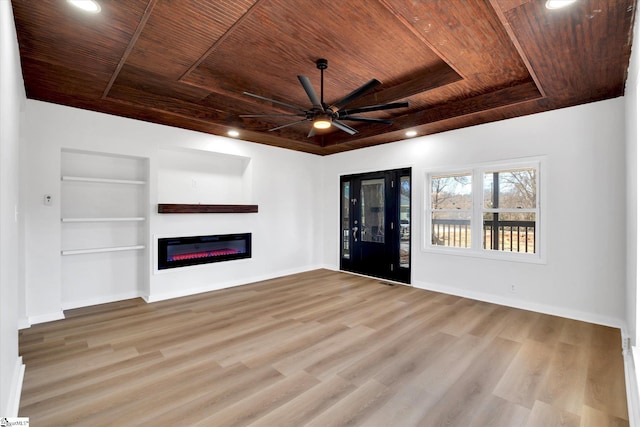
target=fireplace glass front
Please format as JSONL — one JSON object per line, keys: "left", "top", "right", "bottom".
{"left": 158, "top": 233, "right": 251, "bottom": 270}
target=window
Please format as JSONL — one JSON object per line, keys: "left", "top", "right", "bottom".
{"left": 430, "top": 172, "right": 472, "bottom": 248}
{"left": 483, "top": 168, "right": 537, "bottom": 253}
{"left": 426, "top": 159, "right": 542, "bottom": 262}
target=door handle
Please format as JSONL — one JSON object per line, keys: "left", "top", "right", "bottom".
{"left": 352, "top": 226, "right": 358, "bottom": 242}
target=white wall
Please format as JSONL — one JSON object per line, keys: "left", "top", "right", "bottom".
{"left": 322, "top": 98, "right": 628, "bottom": 328}
{"left": 627, "top": 6, "right": 640, "bottom": 345}
{"left": 0, "top": 1, "right": 25, "bottom": 417}
{"left": 23, "top": 97, "right": 629, "bottom": 329}
{"left": 624, "top": 11, "right": 640, "bottom": 425}
{"left": 23, "top": 101, "right": 323, "bottom": 320}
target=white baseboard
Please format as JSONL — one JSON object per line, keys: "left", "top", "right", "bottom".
{"left": 17, "top": 317, "right": 30, "bottom": 330}
{"left": 5, "top": 357, "right": 25, "bottom": 417}
{"left": 28, "top": 266, "right": 327, "bottom": 319}
{"left": 626, "top": 345, "right": 640, "bottom": 426}
{"left": 413, "top": 279, "right": 625, "bottom": 330}
{"left": 27, "top": 310, "right": 64, "bottom": 326}
{"left": 307, "top": 270, "right": 627, "bottom": 329}
{"left": 61, "top": 291, "right": 143, "bottom": 311}
{"left": 145, "top": 265, "right": 324, "bottom": 303}
{"left": 23, "top": 294, "right": 143, "bottom": 327}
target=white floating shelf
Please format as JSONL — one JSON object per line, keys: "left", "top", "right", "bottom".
{"left": 61, "top": 217, "right": 146, "bottom": 223}
{"left": 61, "top": 245, "right": 146, "bottom": 256}
{"left": 61, "top": 176, "right": 146, "bottom": 185}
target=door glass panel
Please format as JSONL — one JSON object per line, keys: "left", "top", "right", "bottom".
{"left": 360, "top": 178, "right": 385, "bottom": 243}
{"left": 400, "top": 175, "right": 410, "bottom": 268}
{"left": 342, "top": 181, "right": 350, "bottom": 259}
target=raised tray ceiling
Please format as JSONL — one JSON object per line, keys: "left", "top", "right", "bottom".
{"left": 10, "top": 0, "right": 635, "bottom": 155}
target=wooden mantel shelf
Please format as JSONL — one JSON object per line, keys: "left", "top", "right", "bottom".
{"left": 157, "top": 204, "right": 258, "bottom": 214}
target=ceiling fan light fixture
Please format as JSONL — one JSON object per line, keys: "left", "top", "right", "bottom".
{"left": 545, "top": 0, "right": 576, "bottom": 9}
{"left": 67, "top": 0, "right": 101, "bottom": 13}
{"left": 313, "top": 118, "right": 332, "bottom": 129}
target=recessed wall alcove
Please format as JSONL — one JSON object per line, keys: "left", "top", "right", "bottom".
{"left": 157, "top": 147, "right": 252, "bottom": 205}
{"left": 153, "top": 147, "right": 256, "bottom": 282}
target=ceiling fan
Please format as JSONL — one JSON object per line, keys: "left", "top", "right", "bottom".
{"left": 240, "top": 58, "right": 409, "bottom": 137}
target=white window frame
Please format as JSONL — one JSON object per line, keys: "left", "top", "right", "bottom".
{"left": 424, "top": 157, "right": 545, "bottom": 264}
{"left": 428, "top": 169, "right": 474, "bottom": 250}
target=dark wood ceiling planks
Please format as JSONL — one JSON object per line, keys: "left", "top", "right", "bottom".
{"left": 11, "top": 0, "right": 636, "bottom": 155}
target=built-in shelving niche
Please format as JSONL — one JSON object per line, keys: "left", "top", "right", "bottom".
{"left": 60, "top": 149, "right": 149, "bottom": 309}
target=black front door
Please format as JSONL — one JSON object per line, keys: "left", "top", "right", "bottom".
{"left": 340, "top": 168, "right": 411, "bottom": 283}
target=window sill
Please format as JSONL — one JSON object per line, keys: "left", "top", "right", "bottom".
{"left": 421, "top": 245, "right": 546, "bottom": 264}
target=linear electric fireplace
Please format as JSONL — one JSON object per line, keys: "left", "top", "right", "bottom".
{"left": 158, "top": 233, "right": 251, "bottom": 270}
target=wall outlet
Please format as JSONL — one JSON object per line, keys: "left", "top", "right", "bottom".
{"left": 43, "top": 194, "right": 52, "bottom": 206}
{"left": 510, "top": 284, "right": 517, "bottom": 293}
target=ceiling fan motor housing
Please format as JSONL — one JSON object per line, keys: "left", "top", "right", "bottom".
{"left": 316, "top": 58, "right": 328, "bottom": 70}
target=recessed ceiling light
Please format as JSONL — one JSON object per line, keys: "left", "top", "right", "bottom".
{"left": 545, "top": 0, "right": 577, "bottom": 9}
{"left": 67, "top": 0, "right": 101, "bottom": 13}
{"left": 227, "top": 130, "right": 240, "bottom": 138}
{"left": 405, "top": 130, "right": 418, "bottom": 137}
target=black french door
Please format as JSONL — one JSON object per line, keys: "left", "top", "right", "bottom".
{"left": 340, "top": 168, "right": 411, "bottom": 284}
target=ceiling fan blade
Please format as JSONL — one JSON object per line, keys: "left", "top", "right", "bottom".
{"left": 332, "top": 120, "right": 358, "bottom": 135}
{"left": 331, "top": 79, "right": 381, "bottom": 111}
{"left": 268, "top": 119, "right": 309, "bottom": 132}
{"left": 340, "top": 116, "right": 393, "bottom": 125}
{"left": 240, "top": 113, "right": 305, "bottom": 118}
{"left": 307, "top": 127, "right": 317, "bottom": 138}
{"left": 243, "top": 91, "right": 307, "bottom": 113}
{"left": 297, "top": 76, "right": 323, "bottom": 109}
{"left": 340, "top": 102, "right": 409, "bottom": 116}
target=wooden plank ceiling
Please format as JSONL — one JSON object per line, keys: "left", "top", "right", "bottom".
{"left": 11, "top": 0, "right": 636, "bottom": 155}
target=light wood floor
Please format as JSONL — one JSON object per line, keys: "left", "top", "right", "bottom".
{"left": 19, "top": 269, "right": 628, "bottom": 426}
